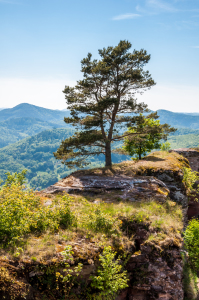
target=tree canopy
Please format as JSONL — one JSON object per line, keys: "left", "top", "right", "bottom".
{"left": 121, "top": 113, "right": 176, "bottom": 159}
{"left": 54, "top": 40, "right": 156, "bottom": 167}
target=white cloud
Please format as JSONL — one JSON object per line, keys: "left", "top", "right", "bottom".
{"left": 136, "top": 0, "right": 178, "bottom": 14}
{"left": 112, "top": 13, "right": 141, "bottom": 20}
{"left": 146, "top": 0, "right": 178, "bottom": 12}
{"left": 0, "top": 77, "right": 76, "bottom": 110}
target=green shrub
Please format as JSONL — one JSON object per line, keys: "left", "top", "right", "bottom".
{"left": 90, "top": 246, "right": 128, "bottom": 299}
{"left": 161, "top": 141, "right": 171, "bottom": 152}
{"left": 87, "top": 208, "right": 120, "bottom": 236}
{"left": 3, "top": 169, "right": 28, "bottom": 187}
{"left": 184, "top": 219, "right": 199, "bottom": 271}
{"left": 57, "top": 245, "right": 83, "bottom": 298}
{"left": 182, "top": 251, "right": 198, "bottom": 300}
{"left": 182, "top": 167, "right": 199, "bottom": 192}
{"left": 0, "top": 183, "right": 75, "bottom": 246}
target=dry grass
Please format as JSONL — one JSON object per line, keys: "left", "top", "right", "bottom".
{"left": 66, "top": 151, "right": 189, "bottom": 178}
{"left": 0, "top": 151, "right": 186, "bottom": 263}
{"left": 1, "top": 195, "right": 183, "bottom": 262}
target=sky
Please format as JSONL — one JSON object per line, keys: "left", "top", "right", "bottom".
{"left": 0, "top": 0, "right": 199, "bottom": 112}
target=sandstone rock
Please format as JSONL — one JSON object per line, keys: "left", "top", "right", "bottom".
{"left": 43, "top": 174, "right": 171, "bottom": 204}
{"left": 172, "top": 148, "right": 199, "bottom": 172}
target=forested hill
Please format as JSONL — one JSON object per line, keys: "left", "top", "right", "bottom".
{"left": 0, "top": 103, "right": 70, "bottom": 124}
{"left": 157, "top": 109, "right": 199, "bottom": 129}
{"left": 0, "top": 118, "right": 64, "bottom": 148}
{"left": 0, "top": 103, "right": 72, "bottom": 148}
{"left": 0, "top": 128, "right": 129, "bottom": 190}
{"left": 0, "top": 128, "right": 76, "bottom": 189}
{"left": 1, "top": 104, "right": 199, "bottom": 149}
{"left": 0, "top": 103, "right": 199, "bottom": 190}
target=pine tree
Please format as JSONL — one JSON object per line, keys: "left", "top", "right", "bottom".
{"left": 54, "top": 40, "right": 156, "bottom": 167}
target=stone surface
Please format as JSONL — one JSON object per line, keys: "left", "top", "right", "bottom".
{"left": 43, "top": 174, "right": 170, "bottom": 202}
{"left": 172, "top": 148, "right": 199, "bottom": 172}
{"left": 172, "top": 148, "right": 199, "bottom": 219}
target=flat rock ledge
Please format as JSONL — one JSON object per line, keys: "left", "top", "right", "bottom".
{"left": 43, "top": 175, "right": 169, "bottom": 201}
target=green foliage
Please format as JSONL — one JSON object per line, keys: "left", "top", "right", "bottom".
{"left": 184, "top": 219, "right": 199, "bottom": 271}
{"left": 90, "top": 246, "right": 128, "bottom": 299}
{"left": 161, "top": 141, "right": 171, "bottom": 152}
{"left": 0, "top": 128, "right": 127, "bottom": 190}
{"left": 123, "top": 114, "right": 175, "bottom": 159}
{"left": 0, "top": 103, "right": 72, "bottom": 148}
{"left": 87, "top": 208, "right": 121, "bottom": 236}
{"left": 0, "top": 117, "right": 67, "bottom": 148}
{"left": 4, "top": 169, "right": 27, "bottom": 186}
{"left": 182, "top": 251, "right": 198, "bottom": 300}
{"left": 56, "top": 245, "right": 83, "bottom": 298}
{"left": 167, "top": 133, "right": 199, "bottom": 149}
{"left": 182, "top": 167, "right": 199, "bottom": 192}
{"left": 54, "top": 40, "right": 155, "bottom": 168}
{"left": 0, "top": 178, "right": 76, "bottom": 245}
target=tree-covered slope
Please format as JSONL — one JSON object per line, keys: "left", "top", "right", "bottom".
{"left": 0, "top": 103, "right": 73, "bottom": 148}
{"left": 0, "top": 117, "right": 65, "bottom": 148}
{"left": 1, "top": 104, "right": 199, "bottom": 149}
{"left": 170, "top": 128, "right": 199, "bottom": 136}
{"left": 0, "top": 128, "right": 128, "bottom": 190}
{"left": 157, "top": 110, "right": 199, "bottom": 129}
{"left": 168, "top": 133, "right": 199, "bottom": 149}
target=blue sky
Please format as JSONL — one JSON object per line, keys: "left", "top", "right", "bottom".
{"left": 0, "top": 0, "right": 199, "bottom": 111}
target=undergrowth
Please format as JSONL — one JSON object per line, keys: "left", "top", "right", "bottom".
{"left": 0, "top": 169, "right": 185, "bottom": 299}
{"left": 0, "top": 183, "right": 75, "bottom": 247}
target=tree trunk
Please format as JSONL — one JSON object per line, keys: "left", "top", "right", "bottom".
{"left": 105, "top": 142, "right": 112, "bottom": 167}
{"left": 139, "top": 147, "right": 142, "bottom": 160}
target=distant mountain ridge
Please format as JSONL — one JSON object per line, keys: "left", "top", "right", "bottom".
{"left": 0, "top": 103, "right": 70, "bottom": 125}
{"left": 1, "top": 103, "right": 199, "bottom": 129}
{"left": 1, "top": 103, "right": 199, "bottom": 148}
{"left": 157, "top": 109, "right": 199, "bottom": 129}
{"left": 0, "top": 103, "right": 72, "bottom": 148}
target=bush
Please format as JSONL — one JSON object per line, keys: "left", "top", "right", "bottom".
{"left": 2, "top": 169, "right": 27, "bottom": 187}
{"left": 182, "top": 251, "right": 198, "bottom": 300}
{"left": 182, "top": 167, "right": 199, "bottom": 192}
{"left": 0, "top": 183, "right": 75, "bottom": 245}
{"left": 87, "top": 208, "right": 120, "bottom": 236}
{"left": 90, "top": 246, "right": 128, "bottom": 299}
{"left": 161, "top": 141, "right": 171, "bottom": 152}
{"left": 184, "top": 219, "right": 199, "bottom": 271}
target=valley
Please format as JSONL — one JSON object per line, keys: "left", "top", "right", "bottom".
{"left": 0, "top": 103, "right": 199, "bottom": 190}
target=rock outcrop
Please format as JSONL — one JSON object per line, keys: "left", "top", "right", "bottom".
{"left": 172, "top": 148, "right": 199, "bottom": 220}
{"left": 172, "top": 148, "right": 199, "bottom": 172}
{"left": 44, "top": 175, "right": 170, "bottom": 202}
{"left": 41, "top": 150, "right": 192, "bottom": 300}
{"left": 3, "top": 149, "right": 199, "bottom": 300}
